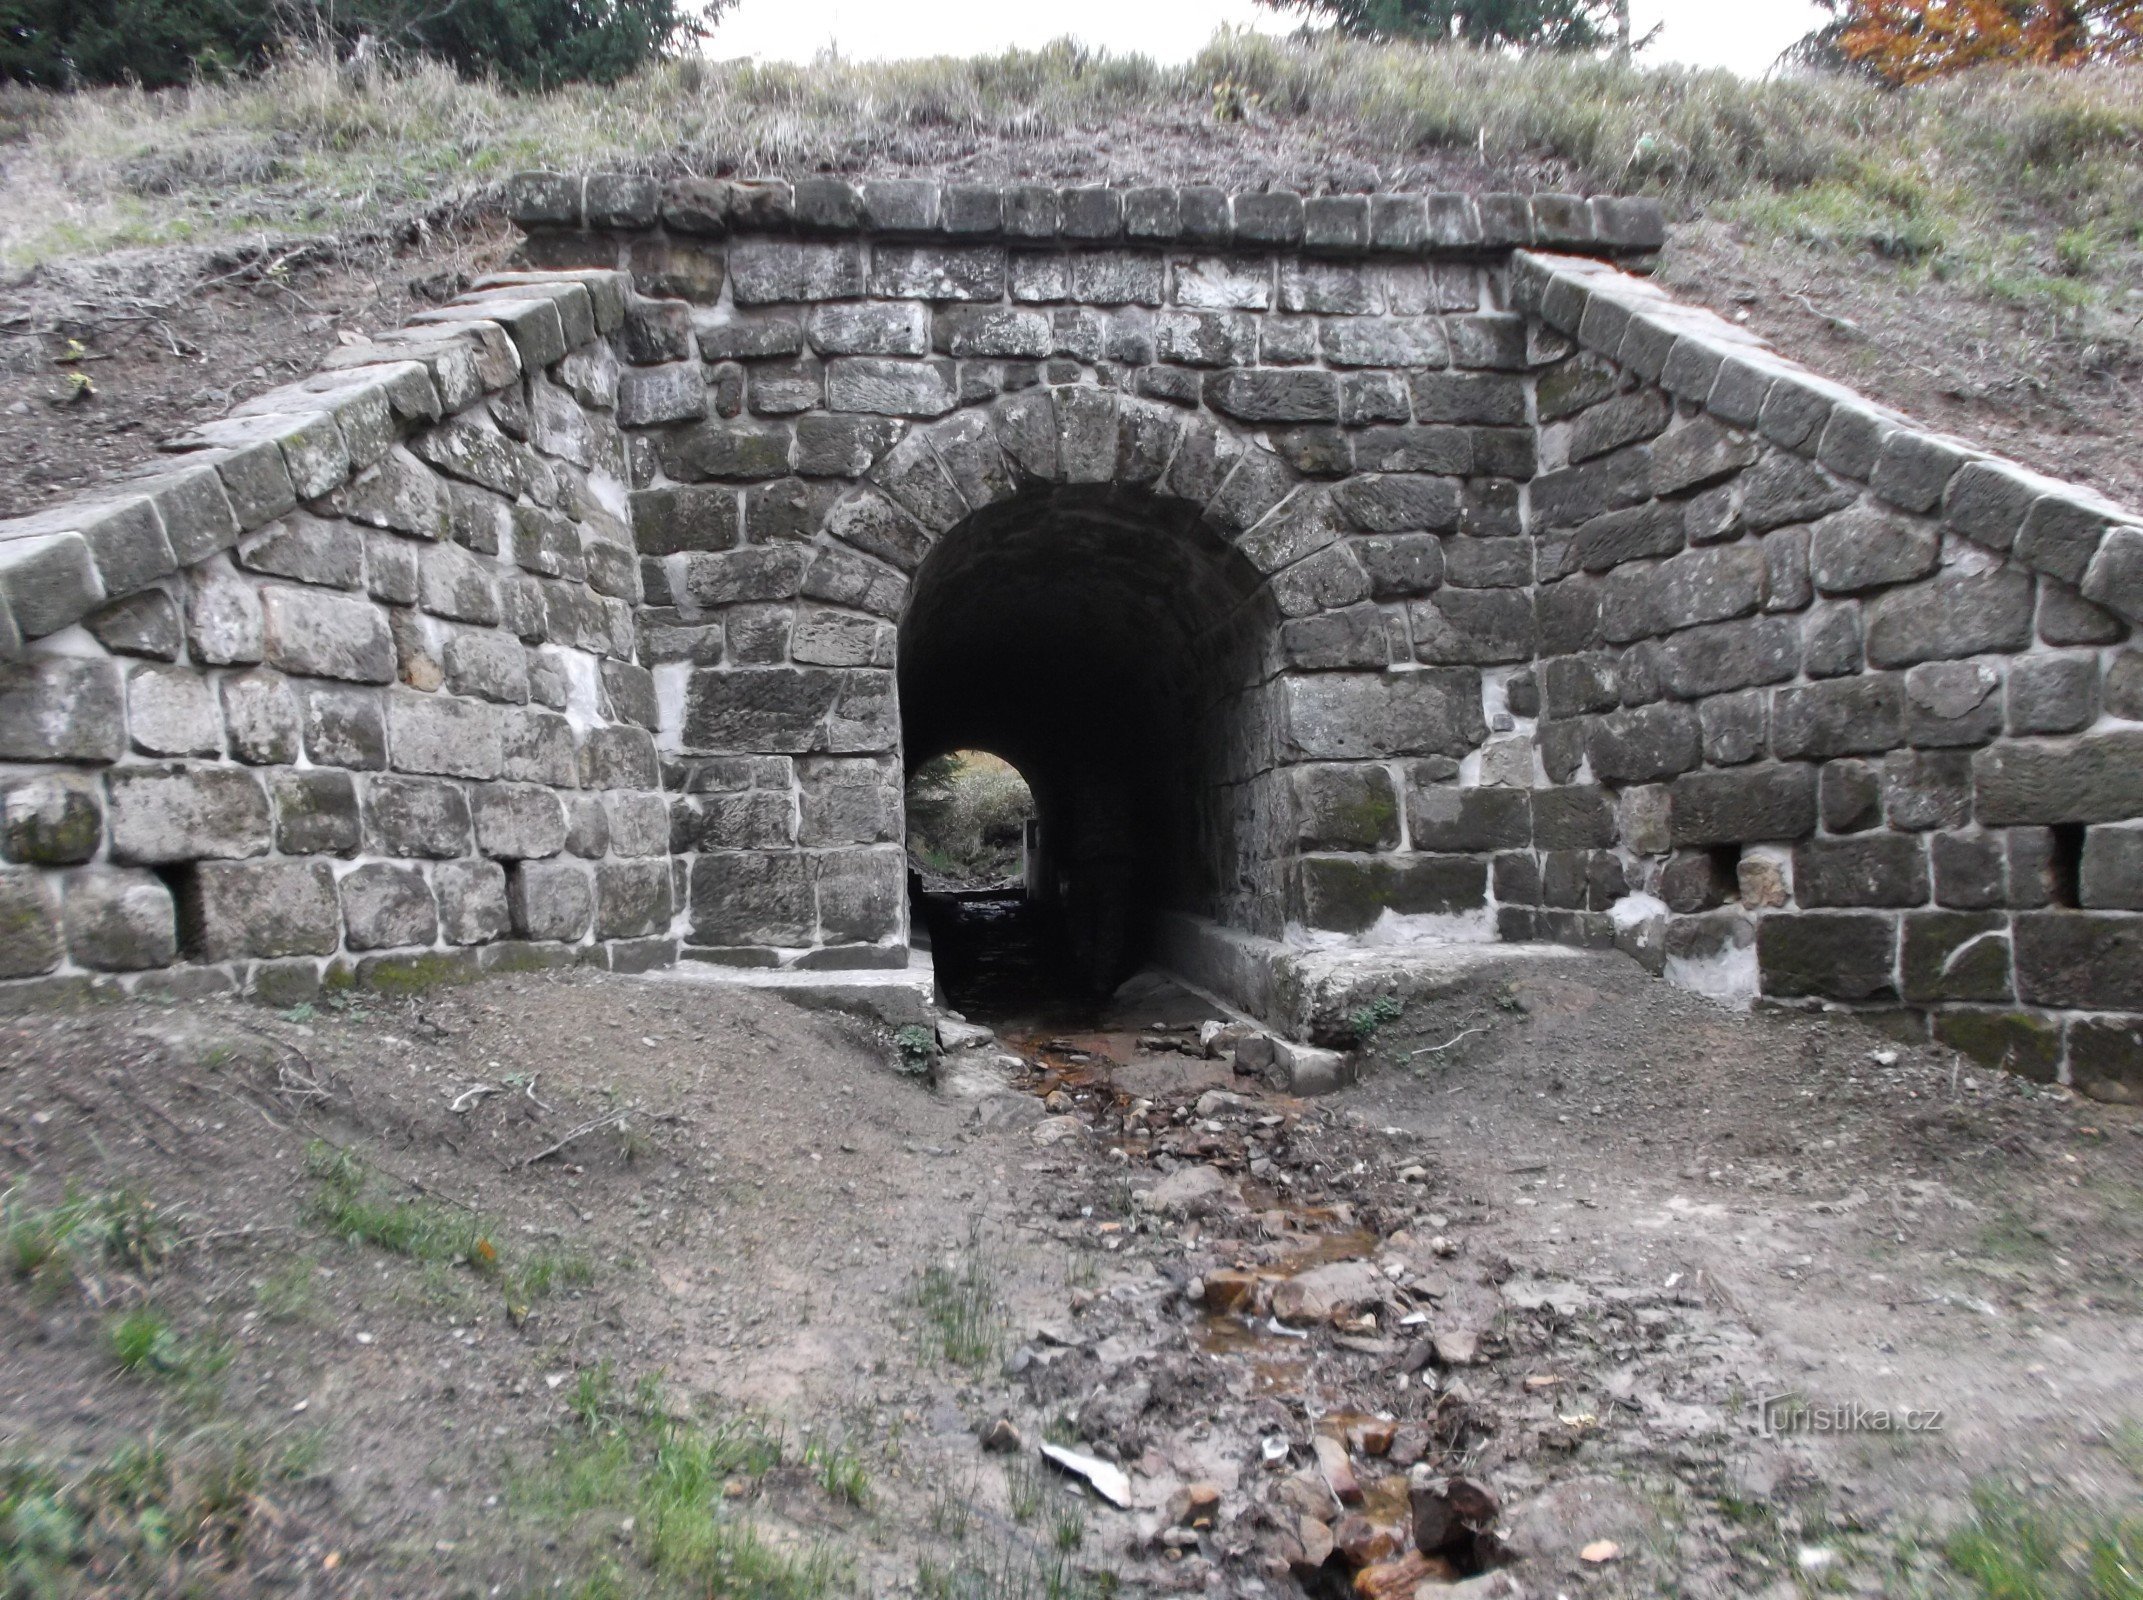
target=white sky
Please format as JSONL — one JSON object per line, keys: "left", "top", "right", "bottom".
{"left": 707, "top": 0, "right": 1832, "bottom": 78}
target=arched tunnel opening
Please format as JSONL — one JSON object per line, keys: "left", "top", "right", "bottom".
{"left": 898, "top": 484, "right": 1270, "bottom": 1021}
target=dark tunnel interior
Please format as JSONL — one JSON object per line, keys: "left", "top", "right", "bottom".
{"left": 897, "top": 486, "right": 1269, "bottom": 1017}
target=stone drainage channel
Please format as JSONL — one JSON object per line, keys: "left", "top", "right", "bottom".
{"left": 929, "top": 950, "right": 1567, "bottom": 1596}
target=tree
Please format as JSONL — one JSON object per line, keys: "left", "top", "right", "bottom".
{"left": 1252, "top": 0, "right": 1619, "bottom": 49}
{"left": 0, "top": 0, "right": 275, "bottom": 88}
{"left": 0, "top": 0, "right": 729, "bottom": 90}
{"left": 1798, "top": 0, "right": 2143, "bottom": 83}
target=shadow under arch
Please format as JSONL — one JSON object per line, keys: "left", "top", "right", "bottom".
{"left": 840, "top": 389, "right": 1302, "bottom": 1006}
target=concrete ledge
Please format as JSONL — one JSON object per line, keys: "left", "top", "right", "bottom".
{"left": 1155, "top": 911, "right": 1595, "bottom": 1048}
{"left": 647, "top": 944, "right": 936, "bottom": 1026}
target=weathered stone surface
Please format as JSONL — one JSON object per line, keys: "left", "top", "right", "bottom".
{"left": 271, "top": 769, "right": 361, "bottom": 855}
{"left": 2068, "top": 817, "right": 2143, "bottom": 915}
{"left": 1758, "top": 912, "right": 1897, "bottom": 1000}
{"left": 1863, "top": 570, "right": 2034, "bottom": 667}
{"left": 301, "top": 684, "right": 387, "bottom": 770}
{"left": 825, "top": 358, "right": 958, "bottom": 418}
{"left": 1773, "top": 676, "right": 1904, "bottom": 760}
{"left": 260, "top": 586, "right": 394, "bottom": 683}
{"left": 61, "top": 867, "right": 177, "bottom": 971}
{"left": 1821, "top": 760, "right": 1882, "bottom": 833}
{"left": 1670, "top": 764, "right": 1817, "bottom": 846}
{"left": 183, "top": 859, "right": 339, "bottom": 960}
{"left": 363, "top": 775, "right": 472, "bottom": 858}
{"left": 1285, "top": 764, "right": 1400, "bottom": 852}
{"left": 120, "top": 664, "right": 219, "bottom": 758}
{"left": 689, "top": 851, "right": 811, "bottom": 945}
{"left": 339, "top": 863, "right": 439, "bottom": 950}
{"left": 1794, "top": 834, "right": 1929, "bottom": 907}
{"left": 435, "top": 858, "right": 510, "bottom": 945}
{"left": 1932, "top": 1008, "right": 2061, "bottom": 1082}
{"left": 0, "top": 657, "right": 124, "bottom": 763}
{"left": 1280, "top": 671, "right": 1486, "bottom": 760}
{"left": 2014, "top": 912, "right": 2143, "bottom": 1008}
{"left": 812, "top": 848, "right": 903, "bottom": 942}
{"left": 1408, "top": 784, "right": 1529, "bottom": 851}
{"left": 1588, "top": 702, "right": 1701, "bottom": 785}
{"left": 87, "top": 590, "right": 182, "bottom": 660}
{"left": 1742, "top": 453, "right": 1856, "bottom": 533}
{"left": 509, "top": 860, "right": 593, "bottom": 941}
{"left": 0, "top": 867, "right": 61, "bottom": 977}
{"left": 1293, "top": 854, "right": 1487, "bottom": 933}
{"left": 1901, "top": 911, "right": 2011, "bottom": 1002}
{"left": 595, "top": 859, "right": 673, "bottom": 939}
{"left": 1906, "top": 660, "right": 2003, "bottom": 748}
{"left": 107, "top": 766, "right": 270, "bottom": 864}
{"left": 472, "top": 782, "right": 568, "bottom": 860}
{"left": 1974, "top": 732, "right": 2143, "bottom": 825}
{"left": 1, "top": 774, "right": 100, "bottom": 865}
{"left": 388, "top": 688, "right": 502, "bottom": 779}
{"left": 1410, "top": 588, "right": 1535, "bottom": 664}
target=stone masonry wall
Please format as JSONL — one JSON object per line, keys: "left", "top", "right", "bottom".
{"left": 0, "top": 268, "right": 676, "bottom": 1005}
{"left": 1500, "top": 251, "right": 2143, "bottom": 1100}
{"left": 508, "top": 173, "right": 1669, "bottom": 966}
{"left": 7, "top": 168, "right": 2143, "bottom": 1103}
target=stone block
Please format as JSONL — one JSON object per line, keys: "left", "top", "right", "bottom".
{"left": 1794, "top": 833, "right": 1929, "bottom": 907}
{"left": 2015, "top": 493, "right": 2111, "bottom": 588}
{"left": 0, "top": 867, "right": 61, "bottom": 977}
{"left": 1588, "top": 701, "right": 1702, "bottom": 785}
{"left": 1410, "top": 588, "right": 1535, "bottom": 665}
{"left": 1670, "top": 764, "right": 1818, "bottom": 846}
{"left": 825, "top": 358, "right": 957, "bottom": 418}
{"left": 1280, "top": 670, "right": 1485, "bottom": 761}
{"left": 0, "top": 774, "right": 100, "bottom": 866}
{"left": 1699, "top": 690, "right": 1768, "bottom": 766}
{"left": 616, "top": 362, "right": 708, "bottom": 426}
{"left": 119, "top": 664, "right": 218, "bottom": 758}
{"left": 301, "top": 684, "right": 387, "bottom": 771}
{"left": 1319, "top": 317, "right": 1448, "bottom": 368}
{"left": 62, "top": 867, "right": 176, "bottom": 971}
{"left": 1292, "top": 854, "right": 1487, "bottom": 934}
{"left": 565, "top": 794, "right": 608, "bottom": 858}
{"left": 182, "top": 566, "right": 264, "bottom": 666}
{"left": 1535, "top": 786, "right": 1618, "bottom": 849}
{"left": 1773, "top": 676, "right": 1905, "bottom": 760}
{"left": 1758, "top": 912, "right": 1897, "bottom": 1000}
{"left": 435, "top": 859, "right": 509, "bottom": 945}
{"left": 1654, "top": 616, "right": 1799, "bottom": 699}
{"left": 1882, "top": 748, "right": 1973, "bottom": 830}
{"left": 107, "top": 766, "right": 270, "bottom": 864}
{"left": 1905, "top": 660, "right": 2003, "bottom": 747}
{"left": 1204, "top": 369, "right": 1338, "bottom": 424}
{"left": 1659, "top": 849, "right": 1737, "bottom": 914}
{"left": 1560, "top": 503, "right": 1682, "bottom": 576}
{"left": 1741, "top": 452, "right": 1856, "bottom": 533}
{"left": 1820, "top": 761, "right": 1882, "bottom": 833}
{"left": 2080, "top": 823, "right": 2143, "bottom": 910}
{"left": 1932, "top": 1008, "right": 2062, "bottom": 1082}
{"left": 418, "top": 541, "right": 501, "bottom": 625}
{"left": 1900, "top": 911, "right": 2012, "bottom": 1002}
{"left": 1932, "top": 830, "right": 2004, "bottom": 910}
{"left": 2068, "top": 1019, "right": 2143, "bottom": 1103}
{"left": 0, "top": 656, "right": 124, "bottom": 763}
{"left": 183, "top": 859, "right": 339, "bottom": 960}
{"left": 86, "top": 590, "right": 181, "bottom": 660}
{"left": 260, "top": 585, "right": 394, "bottom": 683}
{"left": 2014, "top": 912, "right": 2143, "bottom": 1008}
{"left": 387, "top": 687, "right": 502, "bottom": 779}
{"left": 363, "top": 775, "right": 472, "bottom": 858}
{"left": 1406, "top": 784, "right": 1528, "bottom": 852}
{"left": 508, "top": 860, "right": 593, "bottom": 942}
{"left": 602, "top": 791, "right": 671, "bottom": 857}
{"left": 595, "top": 859, "right": 674, "bottom": 939}
{"left": 1863, "top": 570, "right": 2034, "bottom": 668}
{"left": 272, "top": 769, "right": 361, "bottom": 855}
{"left": 238, "top": 513, "right": 364, "bottom": 588}
{"left": 812, "top": 847, "right": 903, "bottom": 942}
{"left": 443, "top": 630, "right": 531, "bottom": 706}
{"left": 795, "top": 757, "right": 898, "bottom": 848}
{"left": 580, "top": 724, "right": 660, "bottom": 789}
{"left": 339, "top": 863, "right": 438, "bottom": 950}
{"left": 472, "top": 782, "right": 567, "bottom": 861}
{"left": 689, "top": 851, "right": 811, "bottom": 946}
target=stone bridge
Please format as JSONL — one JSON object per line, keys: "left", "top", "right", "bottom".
{"left": 3, "top": 174, "right": 2142, "bottom": 1100}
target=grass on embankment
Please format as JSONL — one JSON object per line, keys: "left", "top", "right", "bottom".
{"left": 0, "top": 32, "right": 2135, "bottom": 327}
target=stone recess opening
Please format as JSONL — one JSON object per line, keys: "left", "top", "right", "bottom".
{"left": 899, "top": 484, "right": 1270, "bottom": 999}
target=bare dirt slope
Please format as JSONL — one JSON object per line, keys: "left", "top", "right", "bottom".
{"left": 2, "top": 955, "right": 2137, "bottom": 1597}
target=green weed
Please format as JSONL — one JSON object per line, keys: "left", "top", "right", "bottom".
{"left": 1944, "top": 1481, "right": 2143, "bottom": 1600}
{"left": 909, "top": 1227, "right": 1003, "bottom": 1372}
{"left": 1346, "top": 994, "right": 1404, "bottom": 1046}
{"left": 3, "top": 1184, "right": 173, "bottom": 1300}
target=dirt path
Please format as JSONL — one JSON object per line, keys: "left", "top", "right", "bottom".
{"left": 0, "top": 956, "right": 2137, "bottom": 1597}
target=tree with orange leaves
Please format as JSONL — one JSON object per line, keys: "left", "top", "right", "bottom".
{"left": 1803, "top": 0, "right": 2143, "bottom": 84}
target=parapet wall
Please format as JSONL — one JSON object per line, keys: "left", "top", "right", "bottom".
{"left": 0, "top": 269, "right": 679, "bottom": 1002}
{"left": 3, "top": 172, "right": 2140, "bottom": 1102}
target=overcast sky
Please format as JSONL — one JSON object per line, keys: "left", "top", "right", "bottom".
{"left": 707, "top": 0, "right": 1832, "bottom": 78}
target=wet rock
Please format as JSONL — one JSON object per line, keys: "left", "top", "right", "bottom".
{"left": 1201, "top": 1020, "right": 1259, "bottom": 1060}
{"left": 1297, "top": 1516, "right": 1336, "bottom": 1569}
{"left": 1278, "top": 1468, "right": 1337, "bottom": 1521}
{"left": 1202, "top": 1269, "right": 1260, "bottom": 1315}
{"left": 1412, "top": 1474, "right": 1501, "bottom": 1565}
{"left": 1273, "top": 1259, "right": 1389, "bottom": 1325}
{"left": 1334, "top": 1513, "right": 1403, "bottom": 1568}
{"left": 1355, "top": 1551, "right": 1460, "bottom": 1596}
{"left": 1141, "top": 1163, "right": 1235, "bottom": 1217}
{"left": 1166, "top": 1483, "right": 1222, "bottom": 1529}
{"left": 1313, "top": 1437, "right": 1362, "bottom": 1505}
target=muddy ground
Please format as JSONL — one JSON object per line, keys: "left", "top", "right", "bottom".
{"left": 1, "top": 204, "right": 2138, "bottom": 525}
{"left": 2, "top": 942, "right": 2138, "bottom": 1598}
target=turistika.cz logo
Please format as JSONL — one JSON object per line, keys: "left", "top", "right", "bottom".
{"left": 1756, "top": 1393, "right": 1946, "bottom": 1438}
